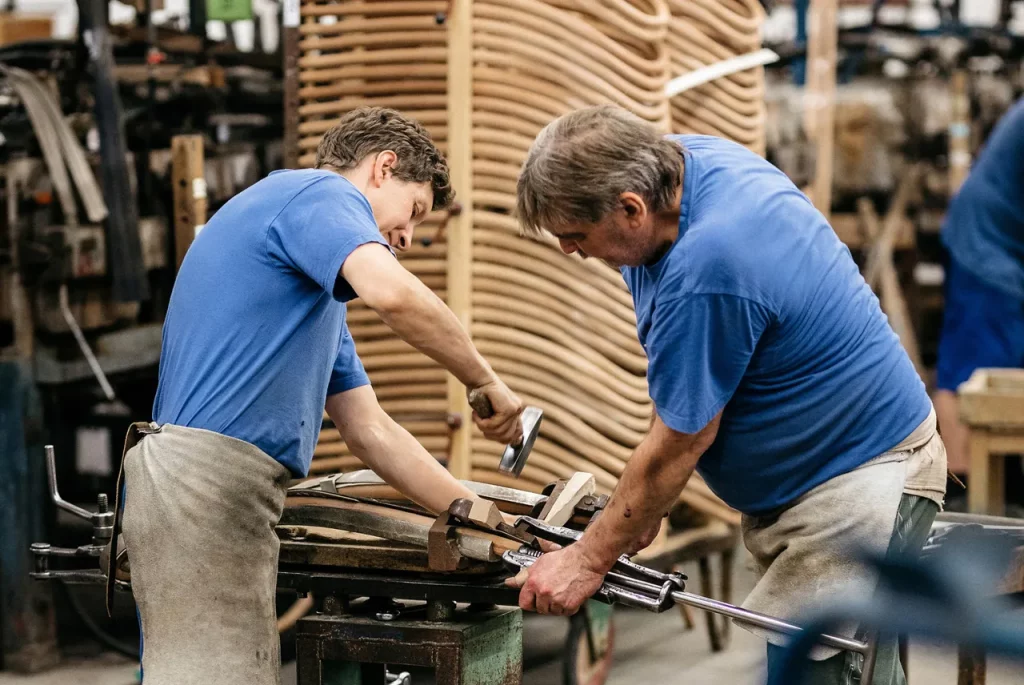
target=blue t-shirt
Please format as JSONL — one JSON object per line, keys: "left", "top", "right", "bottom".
{"left": 942, "top": 97, "right": 1024, "bottom": 301}
{"left": 621, "top": 135, "right": 931, "bottom": 515}
{"left": 153, "top": 169, "right": 390, "bottom": 477}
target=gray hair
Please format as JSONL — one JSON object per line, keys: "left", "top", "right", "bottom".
{"left": 516, "top": 105, "right": 683, "bottom": 236}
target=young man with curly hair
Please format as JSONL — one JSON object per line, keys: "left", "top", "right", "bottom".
{"left": 120, "top": 107, "right": 524, "bottom": 684}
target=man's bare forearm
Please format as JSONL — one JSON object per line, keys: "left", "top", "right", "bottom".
{"left": 375, "top": 279, "right": 494, "bottom": 389}
{"left": 341, "top": 410, "right": 476, "bottom": 514}
{"left": 576, "top": 413, "right": 721, "bottom": 572}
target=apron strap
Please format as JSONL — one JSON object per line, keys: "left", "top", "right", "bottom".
{"left": 105, "top": 421, "right": 162, "bottom": 617}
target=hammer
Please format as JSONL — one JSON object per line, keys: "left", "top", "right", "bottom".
{"left": 467, "top": 389, "right": 543, "bottom": 477}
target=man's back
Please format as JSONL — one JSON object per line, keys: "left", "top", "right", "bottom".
{"left": 942, "top": 96, "right": 1024, "bottom": 300}
{"left": 153, "top": 169, "right": 386, "bottom": 476}
{"left": 622, "top": 135, "right": 930, "bottom": 514}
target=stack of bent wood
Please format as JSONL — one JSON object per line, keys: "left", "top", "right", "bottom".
{"left": 291, "top": 0, "right": 763, "bottom": 526}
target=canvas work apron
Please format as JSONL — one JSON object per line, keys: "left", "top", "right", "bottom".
{"left": 110, "top": 423, "right": 290, "bottom": 685}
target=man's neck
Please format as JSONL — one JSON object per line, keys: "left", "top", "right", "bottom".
{"left": 645, "top": 179, "right": 684, "bottom": 265}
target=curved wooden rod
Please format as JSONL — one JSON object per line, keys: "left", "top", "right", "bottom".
{"left": 471, "top": 111, "right": 548, "bottom": 141}
{"left": 477, "top": 0, "right": 669, "bottom": 80}
{"left": 471, "top": 315, "right": 649, "bottom": 404}
{"left": 473, "top": 317, "right": 647, "bottom": 387}
{"left": 668, "top": 49, "right": 764, "bottom": 99}
{"left": 483, "top": 356, "right": 652, "bottom": 430}
{"left": 473, "top": 246, "right": 638, "bottom": 323}
{"left": 298, "top": 14, "right": 439, "bottom": 36}
{"left": 669, "top": 1, "right": 761, "bottom": 50}
{"left": 298, "top": 63, "right": 447, "bottom": 84}
{"left": 297, "top": 47, "right": 446, "bottom": 71}
{"left": 669, "top": 0, "right": 763, "bottom": 40}
{"left": 472, "top": 93, "right": 562, "bottom": 130}
{"left": 472, "top": 259, "right": 639, "bottom": 340}
{"left": 671, "top": 111, "right": 760, "bottom": 148}
{"left": 299, "top": 30, "right": 446, "bottom": 53}
{"left": 542, "top": 0, "right": 669, "bottom": 40}
{"left": 471, "top": 284, "right": 647, "bottom": 375}
{"left": 473, "top": 227, "right": 635, "bottom": 309}
{"left": 668, "top": 18, "right": 762, "bottom": 84}
{"left": 360, "top": 352, "right": 440, "bottom": 372}
{"left": 298, "top": 109, "right": 448, "bottom": 136}
{"left": 472, "top": 37, "right": 667, "bottom": 122}
{"left": 300, "top": 1, "right": 446, "bottom": 18}
{"left": 473, "top": 4, "right": 669, "bottom": 91}
{"left": 299, "top": 94, "right": 447, "bottom": 118}
{"left": 473, "top": 141, "right": 530, "bottom": 167}
{"left": 472, "top": 125, "right": 538, "bottom": 153}
{"left": 473, "top": 212, "right": 639, "bottom": 294}
{"left": 366, "top": 369, "right": 446, "bottom": 385}
{"left": 472, "top": 262, "right": 641, "bottom": 344}
{"left": 671, "top": 98, "right": 762, "bottom": 144}
{"left": 299, "top": 78, "right": 447, "bottom": 101}
{"left": 666, "top": 72, "right": 761, "bottom": 118}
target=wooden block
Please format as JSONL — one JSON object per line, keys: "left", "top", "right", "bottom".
{"left": 0, "top": 15, "right": 52, "bottom": 47}
{"left": 171, "top": 135, "right": 207, "bottom": 271}
{"left": 830, "top": 213, "right": 915, "bottom": 251}
{"left": 959, "top": 369, "right": 1024, "bottom": 428}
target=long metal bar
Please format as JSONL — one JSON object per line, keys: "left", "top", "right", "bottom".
{"left": 670, "top": 589, "right": 869, "bottom": 654}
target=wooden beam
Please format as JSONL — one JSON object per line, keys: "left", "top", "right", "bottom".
{"left": 445, "top": 0, "right": 474, "bottom": 480}
{"left": 805, "top": 0, "right": 838, "bottom": 220}
{"left": 171, "top": 135, "right": 207, "bottom": 271}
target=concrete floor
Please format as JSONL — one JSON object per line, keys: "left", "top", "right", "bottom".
{"left": 2, "top": 548, "right": 1021, "bottom": 685}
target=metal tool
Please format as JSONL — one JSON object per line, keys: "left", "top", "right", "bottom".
{"left": 503, "top": 515, "right": 875, "bottom": 667}
{"left": 467, "top": 389, "right": 543, "bottom": 477}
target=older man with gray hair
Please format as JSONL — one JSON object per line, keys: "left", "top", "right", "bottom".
{"left": 505, "top": 105, "right": 947, "bottom": 685}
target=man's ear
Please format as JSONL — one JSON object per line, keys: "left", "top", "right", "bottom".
{"left": 620, "top": 192, "right": 648, "bottom": 230}
{"left": 372, "top": 150, "right": 399, "bottom": 187}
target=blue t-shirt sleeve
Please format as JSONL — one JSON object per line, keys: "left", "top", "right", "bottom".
{"left": 646, "top": 293, "right": 771, "bottom": 434}
{"left": 328, "top": 323, "right": 370, "bottom": 396}
{"left": 267, "top": 176, "right": 390, "bottom": 301}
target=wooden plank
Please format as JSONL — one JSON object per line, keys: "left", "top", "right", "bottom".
{"left": 957, "top": 645, "right": 987, "bottom": 685}
{"left": 806, "top": 0, "right": 838, "bottom": 220}
{"left": 170, "top": 135, "right": 206, "bottom": 271}
{"left": 446, "top": 0, "right": 474, "bottom": 480}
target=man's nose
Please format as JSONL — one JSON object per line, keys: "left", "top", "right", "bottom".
{"left": 394, "top": 226, "right": 413, "bottom": 252}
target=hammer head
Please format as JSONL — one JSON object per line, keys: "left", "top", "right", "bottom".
{"left": 500, "top": 406, "right": 543, "bottom": 477}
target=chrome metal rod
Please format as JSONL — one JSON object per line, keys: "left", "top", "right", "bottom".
{"left": 59, "top": 284, "right": 116, "bottom": 401}
{"left": 46, "top": 445, "right": 93, "bottom": 521}
{"left": 671, "top": 590, "right": 868, "bottom": 654}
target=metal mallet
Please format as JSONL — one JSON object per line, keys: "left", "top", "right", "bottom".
{"left": 467, "top": 389, "right": 543, "bottom": 477}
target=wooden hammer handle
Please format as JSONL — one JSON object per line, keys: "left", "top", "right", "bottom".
{"left": 468, "top": 388, "right": 494, "bottom": 419}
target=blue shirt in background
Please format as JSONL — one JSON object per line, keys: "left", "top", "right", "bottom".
{"left": 621, "top": 135, "right": 931, "bottom": 515}
{"left": 153, "top": 169, "right": 390, "bottom": 477}
{"left": 941, "top": 96, "right": 1024, "bottom": 302}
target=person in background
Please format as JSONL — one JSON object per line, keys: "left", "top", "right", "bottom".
{"left": 934, "top": 96, "right": 1024, "bottom": 504}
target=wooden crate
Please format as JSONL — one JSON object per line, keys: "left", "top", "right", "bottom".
{"left": 959, "top": 368, "right": 1024, "bottom": 429}
{"left": 0, "top": 15, "right": 52, "bottom": 47}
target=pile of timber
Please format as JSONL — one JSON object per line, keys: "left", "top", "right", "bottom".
{"left": 292, "top": 0, "right": 759, "bottom": 526}
{"left": 666, "top": 0, "right": 766, "bottom": 154}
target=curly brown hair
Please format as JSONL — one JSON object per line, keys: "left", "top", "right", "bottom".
{"left": 315, "top": 107, "right": 454, "bottom": 211}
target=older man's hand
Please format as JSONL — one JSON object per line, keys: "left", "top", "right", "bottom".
{"left": 504, "top": 545, "right": 605, "bottom": 616}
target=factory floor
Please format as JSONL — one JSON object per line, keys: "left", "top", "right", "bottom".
{"left": 2, "top": 546, "right": 1020, "bottom": 685}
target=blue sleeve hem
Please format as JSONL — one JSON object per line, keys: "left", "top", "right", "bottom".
{"left": 654, "top": 393, "right": 729, "bottom": 436}
{"left": 327, "top": 370, "right": 371, "bottom": 396}
{"left": 325, "top": 236, "right": 390, "bottom": 301}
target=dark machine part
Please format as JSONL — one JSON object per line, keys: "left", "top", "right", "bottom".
{"left": 78, "top": 0, "right": 149, "bottom": 303}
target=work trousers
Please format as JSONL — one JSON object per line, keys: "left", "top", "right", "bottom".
{"left": 764, "top": 494, "right": 939, "bottom": 685}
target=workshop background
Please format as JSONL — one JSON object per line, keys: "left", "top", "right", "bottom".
{"left": 2, "top": 0, "right": 1024, "bottom": 684}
